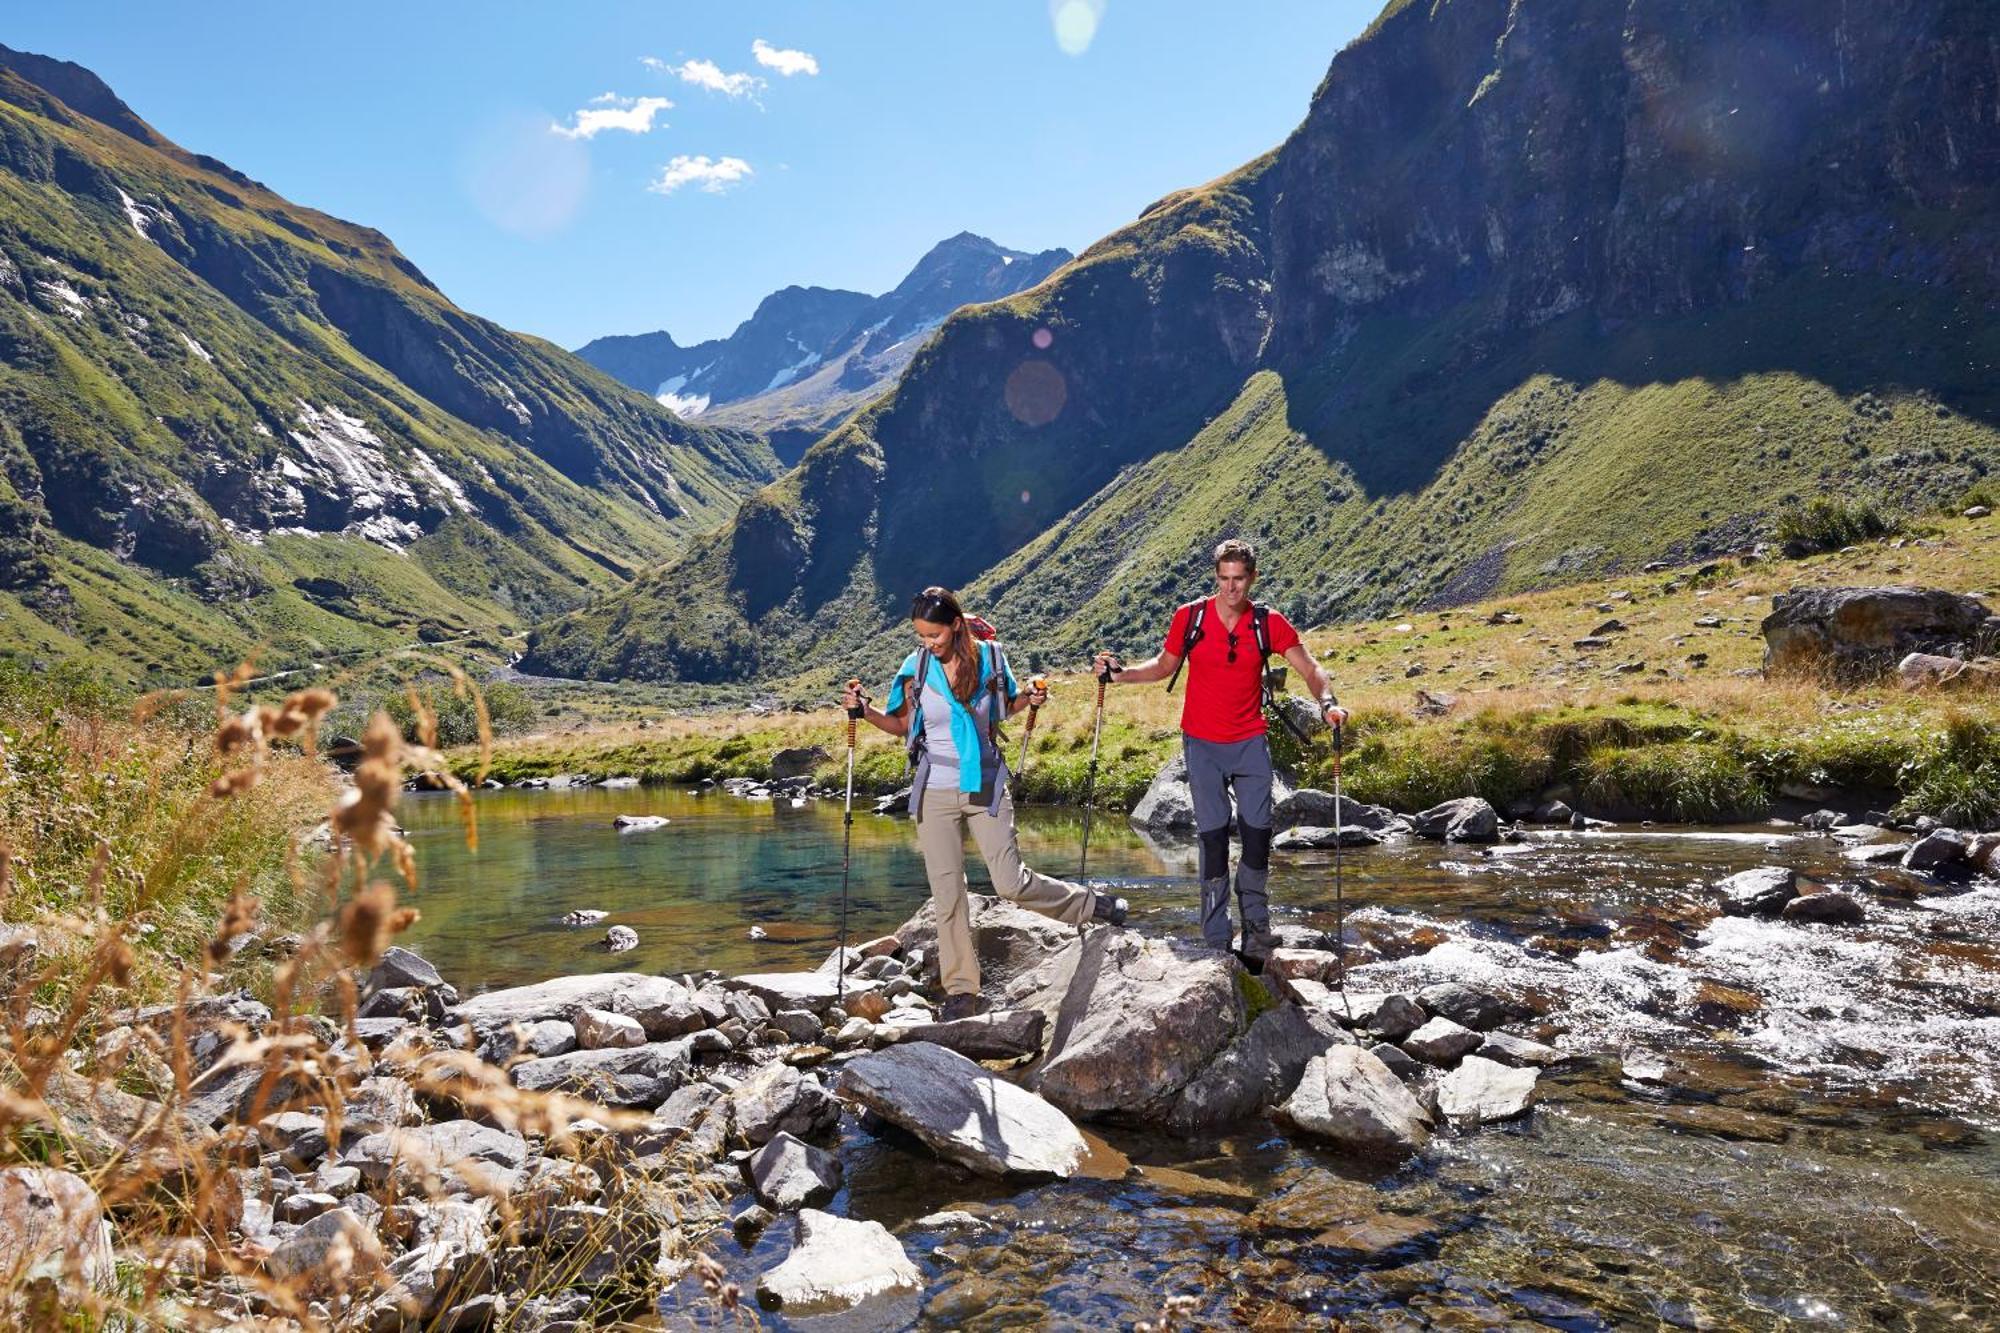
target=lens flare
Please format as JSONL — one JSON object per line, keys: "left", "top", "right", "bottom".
{"left": 1004, "top": 360, "right": 1068, "bottom": 427}
{"left": 1050, "top": 0, "right": 1104, "bottom": 56}
{"left": 462, "top": 110, "right": 589, "bottom": 238}
{"left": 1032, "top": 326, "right": 1054, "bottom": 350}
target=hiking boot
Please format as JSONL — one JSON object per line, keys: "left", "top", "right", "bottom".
{"left": 940, "top": 993, "right": 985, "bottom": 1023}
{"left": 1091, "top": 893, "right": 1129, "bottom": 927}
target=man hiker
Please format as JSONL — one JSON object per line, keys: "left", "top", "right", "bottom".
{"left": 1096, "top": 539, "right": 1347, "bottom": 955}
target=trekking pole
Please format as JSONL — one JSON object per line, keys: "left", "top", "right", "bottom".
{"left": 1013, "top": 674, "right": 1047, "bottom": 799}
{"left": 1078, "top": 656, "right": 1116, "bottom": 877}
{"left": 838, "top": 679, "right": 867, "bottom": 1003}
{"left": 1330, "top": 712, "right": 1350, "bottom": 1019}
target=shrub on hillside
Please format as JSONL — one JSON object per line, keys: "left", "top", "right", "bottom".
{"left": 1774, "top": 496, "right": 1902, "bottom": 552}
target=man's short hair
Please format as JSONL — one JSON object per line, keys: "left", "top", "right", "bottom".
{"left": 1213, "top": 538, "right": 1258, "bottom": 575}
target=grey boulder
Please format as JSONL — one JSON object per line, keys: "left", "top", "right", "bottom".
{"left": 1277, "top": 1047, "right": 1432, "bottom": 1156}
{"left": 835, "top": 1042, "right": 1089, "bottom": 1179}
{"left": 510, "top": 1040, "right": 692, "bottom": 1108}
{"left": 745, "top": 1132, "right": 843, "bottom": 1211}
{"left": 1437, "top": 1055, "right": 1540, "bottom": 1123}
{"left": 1411, "top": 797, "right": 1500, "bottom": 843}
{"left": 881, "top": 1009, "right": 1046, "bottom": 1061}
{"left": 756, "top": 1209, "right": 921, "bottom": 1315}
{"left": 1164, "top": 1003, "right": 1355, "bottom": 1134}
{"left": 1714, "top": 867, "right": 1799, "bottom": 917}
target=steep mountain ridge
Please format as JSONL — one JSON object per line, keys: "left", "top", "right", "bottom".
{"left": 525, "top": 0, "right": 1998, "bottom": 687}
{"left": 576, "top": 232, "right": 1071, "bottom": 459}
{"left": 0, "top": 45, "right": 778, "bottom": 681}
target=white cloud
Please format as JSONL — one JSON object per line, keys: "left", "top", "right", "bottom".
{"left": 751, "top": 39, "right": 819, "bottom": 77}
{"left": 1049, "top": 0, "right": 1105, "bottom": 56}
{"left": 664, "top": 57, "right": 763, "bottom": 98}
{"left": 551, "top": 94, "right": 672, "bottom": 140}
{"left": 648, "top": 154, "right": 754, "bottom": 195}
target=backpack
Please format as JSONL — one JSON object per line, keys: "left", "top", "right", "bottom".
{"left": 1165, "top": 598, "right": 1272, "bottom": 693}
{"left": 905, "top": 638, "right": 1012, "bottom": 765}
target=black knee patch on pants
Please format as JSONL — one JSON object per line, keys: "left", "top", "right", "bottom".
{"left": 1198, "top": 828, "right": 1231, "bottom": 881}
{"left": 1240, "top": 823, "right": 1272, "bottom": 872}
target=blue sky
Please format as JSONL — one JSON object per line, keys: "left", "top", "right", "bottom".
{"left": 8, "top": 1, "right": 1381, "bottom": 348}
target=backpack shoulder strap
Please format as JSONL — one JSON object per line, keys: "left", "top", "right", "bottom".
{"left": 1166, "top": 599, "right": 1206, "bottom": 694}
{"left": 1253, "top": 604, "right": 1272, "bottom": 661}
{"left": 906, "top": 650, "right": 932, "bottom": 757}
{"left": 985, "top": 641, "right": 1010, "bottom": 729}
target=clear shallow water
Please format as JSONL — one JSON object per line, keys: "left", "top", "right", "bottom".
{"left": 400, "top": 790, "right": 2000, "bottom": 1328}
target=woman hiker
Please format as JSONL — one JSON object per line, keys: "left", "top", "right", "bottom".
{"left": 1096, "top": 538, "right": 1347, "bottom": 957}
{"left": 844, "top": 586, "right": 1127, "bottom": 1022}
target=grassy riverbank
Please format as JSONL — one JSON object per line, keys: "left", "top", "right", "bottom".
{"left": 459, "top": 513, "right": 2000, "bottom": 827}
{"left": 0, "top": 661, "right": 336, "bottom": 1007}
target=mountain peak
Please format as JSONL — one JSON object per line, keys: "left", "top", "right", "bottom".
{"left": 0, "top": 45, "right": 161, "bottom": 147}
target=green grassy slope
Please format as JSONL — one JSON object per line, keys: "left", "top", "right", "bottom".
{"left": 0, "top": 50, "right": 778, "bottom": 685}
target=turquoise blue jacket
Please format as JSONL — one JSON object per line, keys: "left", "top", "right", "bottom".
{"left": 884, "top": 641, "right": 1017, "bottom": 797}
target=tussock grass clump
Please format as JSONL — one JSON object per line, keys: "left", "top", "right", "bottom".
{"left": 1775, "top": 495, "right": 1903, "bottom": 551}
{"left": 1578, "top": 741, "right": 1772, "bottom": 823}
{"left": 1894, "top": 710, "right": 2000, "bottom": 829}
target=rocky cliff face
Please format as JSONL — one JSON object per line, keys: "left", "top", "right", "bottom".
{"left": 529, "top": 0, "right": 1998, "bottom": 685}
{"left": 0, "top": 45, "right": 777, "bottom": 679}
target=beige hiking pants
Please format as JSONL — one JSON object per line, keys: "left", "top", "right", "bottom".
{"left": 913, "top": 784, "right": 1096, "bottom": 997}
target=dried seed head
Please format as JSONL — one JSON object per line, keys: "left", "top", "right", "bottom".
{"left": 339, "top": 880, "right": 399, "bottom": 967}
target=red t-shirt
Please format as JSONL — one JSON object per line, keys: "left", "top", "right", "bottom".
{"left": 1163, "top": 599, "right": 1301, "bottom": 743}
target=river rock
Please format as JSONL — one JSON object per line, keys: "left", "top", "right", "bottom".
{"left": 757, "top": 1209, "right": 922, "bottom": 1314}
{"left": 1410, "top": 797, "right": 1500, "bottom": 843}
{"left": 264, "top": 1206, "right": 386, "bottom": 1289}
{"left": 1276, "top": 789, "right": 1399, "bottom": 832}
{"left": 560, "top": 909, "right": 608, "bottom": 926}
{"left": 1437, "top": 1055, "right": 1539, "bottom": 1123}
{"left": 770, "top": 746, "right": 831, "bottom": 780}
{"left": 836, "top": 1042, "right": 1089, "bottom": 1178}
{"left": 1015, "top": 930, "right": 1245, "bottom": 1124}
{"left": 368, "top": 1197, "right": 495, "bottom": 1325}
{"left": 1403, "top": 1017, "right": 1484, "bottom": 1065}
{"left": 604, "top": 925, "right": 640, "bottom": 953}
{"left": 1761, "top": 586, "right": 1993, "bottom": 679}
{"left": 450, "top": 973, "right": 683, "bottom": 1029}
{"left": 770, "top": 1009, "right": 824, "bottom": 1044}
{"left": 0, "top": 1167, "right": 115, "bottom": 1308}
{"left": 1334, "top": 991, "right": 1428, "bottom": 1042}
{"left": 1798, "top": 808, "right": 1855, "bottom": 831}
{"left": 1416, "top": 983, "right": 1510, "bottom": 1031}
{"left": 0, "top": 924, "right": 40, "bottom": 990}
{"left": 1714, "top": 866, "right": 1799, "bottom": 916}
{"left": 1130, "top": 753, "right": 1199, "bottom": 830}
{"left": 731, "top": 972, "right": 879, "bottom": 1016}
{"left": 1165, "top": 1004, "right": 1355, "bottom": 1134}
{"left": 369, "top": 946, "right": 444, "bottom": 992}
{"left": 745, "top": 1132, "right": 843, "bottom": 1211}
{"left": 728, "top": 1062, "right": 840, "bottom": 1147}
{"left": 276, "top": 1191, "right": 340, "bottom": 1225}
{"left": 344, "top": 1122, "right": 529, "bottom": 1194}
{"left": 1476, "top": 1031, "right": 1565, "bottom": 1068}
{"left": 1277, "top": 1047, "right": 1431, "bottom": 1156}
{"left": 612, "top": 815, "right": 669, "bottom": 831}
{"left": 1266, "top": 949, "right": 1339, "bottom": 983}
{"left": 1904, "top": 828, "right": 1969, "bottom": 872}
{"left": 510, "top": 1040, "right": 692, "bottom": 1108}
{"left": 1845, "top": 841, "right": 1913, "bottom": 866}
{"left": 470, "top": 1018, "right": 577, "bottom": 1065}
{"left": 894, "top": 894, "right": 1079, "bottom": 991}
{"left": 1781, "top": 890, "right": 1867, "bottom": 925}
{"left": 257, "top": 1111, "right": 329, "bottom": 1168}
{"left": 573, "top": 1008, "right": 647, "bottom": 1050}
{"left": 1273, "top": 825, "right": 1381, "bottom": 850}
{"left": 1369, "top": 1042, "right": 1421, "bottom": 1080}
{"left": 883, "top": 1009, "right": 1046, "bottom": 1061}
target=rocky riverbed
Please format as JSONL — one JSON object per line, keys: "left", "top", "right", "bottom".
{"left": 6, "top": 772, "right": 1998, "bottom": 1328}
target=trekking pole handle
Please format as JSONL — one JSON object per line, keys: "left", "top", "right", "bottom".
{"left": 843, "top": 678, "right": 868, "bottom": 743}
{"left": 1026, "top": 674, "right": 1048, "bottom": 714}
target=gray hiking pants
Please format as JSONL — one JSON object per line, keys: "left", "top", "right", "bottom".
{"left": 1184, "top": 733, "right": 1275, "bottom": 950}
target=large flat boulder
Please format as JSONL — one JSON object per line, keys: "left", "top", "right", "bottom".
{"left": 342, "top": 1122, "right": 528, "bottom": 1194}
{"left": 1018, "top": 930, "right": 1246, "bottom": 1124}
{"left": 1714, "top": 867, "right": 1798, "bottom": 917}
{"left": 881, "top": 1009, "right": 1046, "bottom": 1061}
{"left": 0, "top": 1167, "right": 115, "bottom": 1306}
{"left": 756, "top": 1209, "right": 921, "bottom": 1316}
{"left": 1762, "top": 586, "right": 1994, "bottom": 679}
{"left": 1411, "top": 797, "right": 1500, "bottom": 843}
{"left": 1437, "top": 1055, "right": 1539, "bottom": 1123}
{"left": 449, "top": 973, "right": 686, "bottom": 1029}
{"left": 730, "top": 972, "right": 879, "bottom": 1016}
{"left": 509, "top": 1040, "right": 692, "bottom": 1108}
{"left": 893, "top": 894, "right": 1080, "bottom": 991}
{"left": 728, "top": 1062, "right": 840, "bottom": 1147}
{"left": 1277, "top": 1047, "right": 1432, "bottom": 1157}
{"left": 835, "top": 1042, "right": 1089, "bottom": 1179}
{"left": 1165, "top": 1004, "right": 1355, "bottom": 1135}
